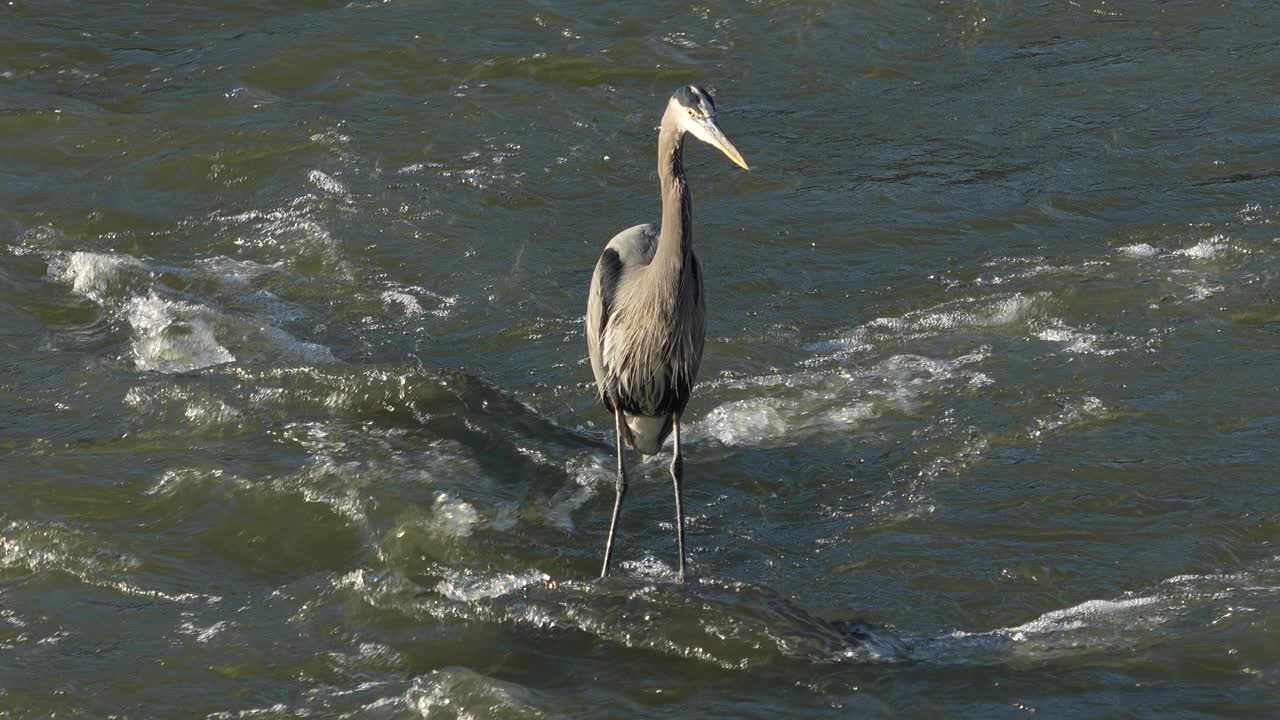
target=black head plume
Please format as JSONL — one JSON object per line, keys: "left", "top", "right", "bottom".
{"left": 673, "top": 85, "right": 716, "bottom": 116}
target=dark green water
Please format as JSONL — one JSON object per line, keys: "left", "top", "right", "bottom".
{"left": 3, "top": 0, "right": 1280, "bottom": 717}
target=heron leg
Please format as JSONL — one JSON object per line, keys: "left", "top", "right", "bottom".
{"left": 671, "top": 415, "right": 686, "bottom": 582}
{"left": 600, "top": 406, "right": 628, "bottom": 579}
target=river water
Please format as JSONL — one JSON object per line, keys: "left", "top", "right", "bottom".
{"left": 3, "top": 1, "right": 1279, "bottom": 717}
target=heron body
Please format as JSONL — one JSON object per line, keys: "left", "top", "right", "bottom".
{"left": 585, "top": 85, "right": 748, "bottom": 580}
{"left": 587, "top": 223, "right": 703, "bottom": 453}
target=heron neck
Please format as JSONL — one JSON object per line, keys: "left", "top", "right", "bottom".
{"left": 656, "top": 111, "right": 691, "bottom": 271}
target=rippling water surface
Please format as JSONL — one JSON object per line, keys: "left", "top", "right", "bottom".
{"left": 3, "top": 1, "right": 1280, "bottom": 717}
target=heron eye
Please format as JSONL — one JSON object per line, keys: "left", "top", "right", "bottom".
{"left": 687, "top": 108, "right": 695, "bottom": 117}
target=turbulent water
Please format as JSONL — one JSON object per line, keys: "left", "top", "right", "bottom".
{"left": 3, "top": 1, "right": 1280, "bottom": 717}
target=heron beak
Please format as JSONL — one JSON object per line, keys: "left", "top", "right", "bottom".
{"left": 702, "top": 118, "right": 750, "bottom": 171}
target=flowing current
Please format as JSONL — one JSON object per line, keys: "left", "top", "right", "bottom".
{"left": 2, "top": 1, "right": 1279, "bottom": 717}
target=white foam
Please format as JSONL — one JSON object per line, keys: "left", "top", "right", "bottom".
{"left": 871, "top": 293, "right": 1040, "bottom": 332}
{"left": 621, "top": 554, "right": 678, "bottom": 581}
{"left": 433, "top": 570, "right": 549, "bottom": 602}
{"left": 916, "top": 556, "right": 1280, "bottom": 668}
{"left": 699, "top": 398, "right": 787, "bottom": 447}
{"left": 1174, "top": 235, "right": 1229, "bottom": 260}
{"left": 406, "top": 669, "right": 544, "bottom": 719}
{"left": 307, "top": 169, "right": 347, "bottom": 195}
{"left": 1184, "top": 282, "right": 1223, "bottom": 302}
{"left": 47, "top": 250, "right": 146, "bottom": 303}
{"left": 146, "top": 468, "right": 221, "bottom": 496}
{"left": 980, "top": 294, "right": 1040, "bottom": 325}
{"left": 309, "top": 129, "right": 352, "bottom": 146}
{"left": 176, "top": 619, "right": 230, "bottom": 643}
{"left": 1117, "top": 243, "right": 1160, "bottom": 258}
{"left": 664, "top": 32, "right": 700, "bottom": 49}
{"left": 430, "top": 492, "right": 480, "bottom": 538}
{"left": 968, "top": 372, "right": 994, "bottom": 388}
{"left": 1031, "top": 396, "right": 1104, "bottom": 437}
{"left": 1001, "top": 596, "right": 1161, "bottom": 640}
{"left": 0, "top": 520, "right": 142, "bottom": 579}
{"left": 877, "top": 354, "right": 961, "bottom": 393}
{"left": 381, "top": 290, "right": 424, "bottom": 317}
{"left": 820, "top": 292, "right": 1044, "bottom": 352}
{"left": 217, "top": 200, "right": 341, "bottom": 260}
{"left": 207, "top": 703, "right": 292, "bottom": 719}
{"left": 51, "top": 244, "right": 337, "bottom": 370}
{"left": 897, "top": 435, "right": 989, "bottom": 496}
{"left": 695, "top": 391, "right": 877, "bottom": 448}
{"left": 546, "top": 455, "right": 607, "bottom": 531}
{"left": 195, "top": 256, "right": 279, "bottom": 288}
{"left": 428, "top": 291, "right": 458, "bottom": 318}
{"left": 1034, "top": 325, "right": 1119, "bottom": 355}
{"left": 126, "top": 295, "right": 235, "bottom": 373}
{"left": 696, "top": 352, "right": 968, "bottom": 448}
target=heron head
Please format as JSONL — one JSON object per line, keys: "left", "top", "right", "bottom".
{"left": 671, "top": 85, "right": 749, "bottom": 171}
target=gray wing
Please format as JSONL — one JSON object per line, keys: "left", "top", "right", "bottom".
{"left": 586, "top": 223, "right": 659, "bottom": 405}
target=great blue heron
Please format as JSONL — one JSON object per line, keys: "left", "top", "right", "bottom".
{"left": 585, "top": 85, "right": 749, "bottom": 581}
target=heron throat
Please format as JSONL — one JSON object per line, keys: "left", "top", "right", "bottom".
{"left": 655, "top": 111, "right": 693, "bottom": 276}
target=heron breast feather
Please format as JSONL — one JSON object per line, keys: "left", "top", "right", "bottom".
{"left": 600, "top": 314, "right": 695, "bottom": 417}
